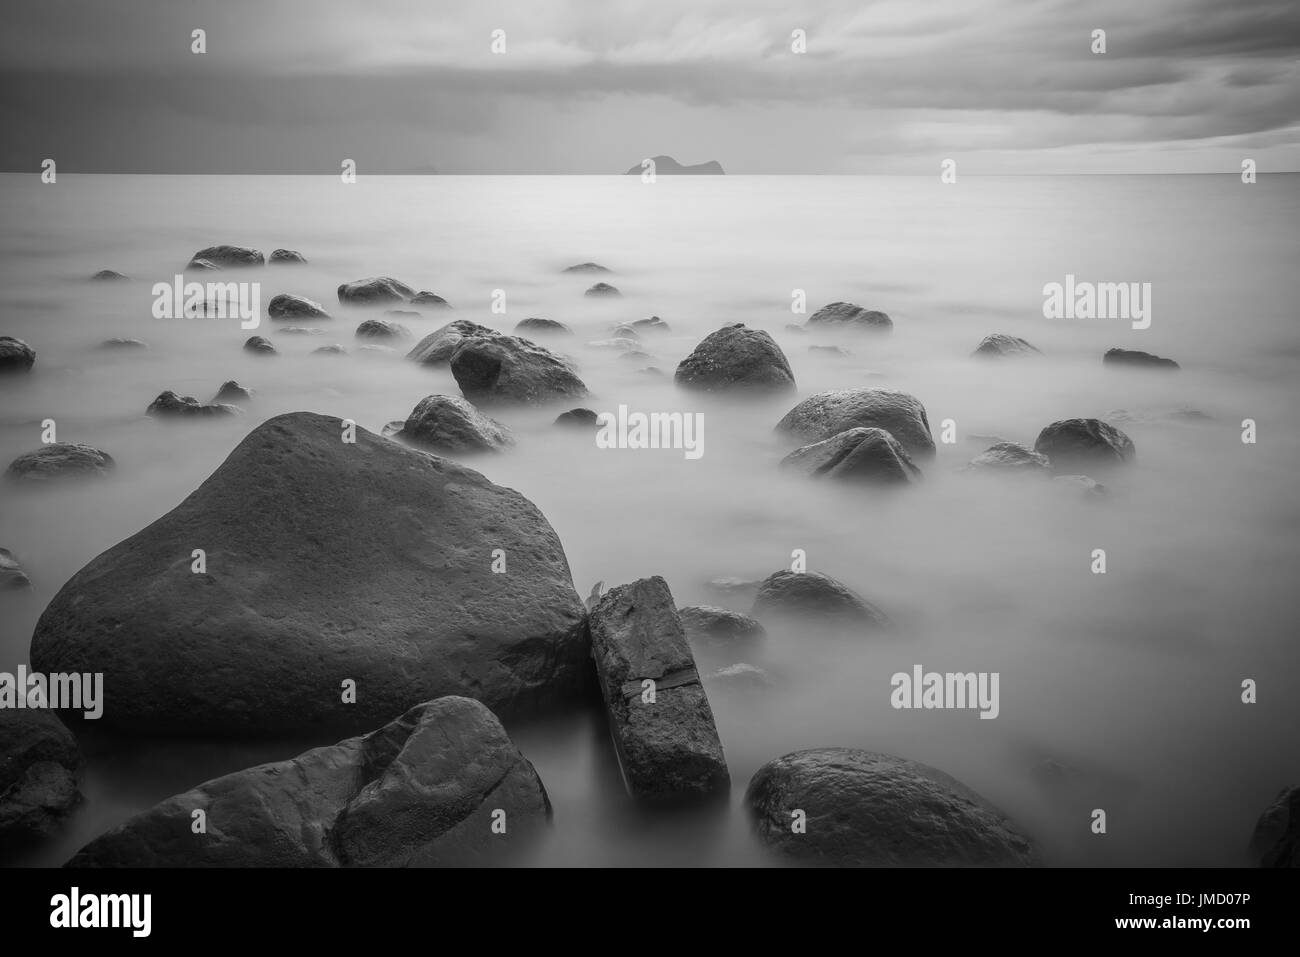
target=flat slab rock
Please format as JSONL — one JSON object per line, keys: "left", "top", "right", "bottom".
{"left": 66, "top": 697, "right": 550, "bottom": 867}
{"left": 587, "top": 576, "right": 730, "bottom": 802}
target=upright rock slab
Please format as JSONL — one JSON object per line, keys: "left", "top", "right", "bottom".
{"left": 587, "top": 576, "right": 729, "bottom": 802}
{"left": 29, "top": 412, "right": 589, "bottom": 735}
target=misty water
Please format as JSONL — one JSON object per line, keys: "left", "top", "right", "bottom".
{"left": 2, "top": 173, "right": 1298, "bottom": 867}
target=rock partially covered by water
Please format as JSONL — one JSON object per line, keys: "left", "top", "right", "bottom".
{"left": 186, "top": 258, "right": 220, "bottom": 272}
{"left": 746, "top": 749, "right": 1038, "bottom": 866}
{"left": 1034, "top": 418, "right": 1135, "bottom": 471}
{"left": 395, "top": 395, "right": 515, "bottom": 455}
{"left": 967, "top": 442, "right": 1051, "bottom": 473}
{"left": 1248, "top": 786, "right": 1299, "bottom": 867}
{"left": 588, "top": 576, "right": 730, "bottom": 803}
{"left": 0, "top": 547, "right": 32, "bottom": 589}
{"left": 98, "top": 338, "right": 148, "bottom": 350}
{"left": 674, "top": 324, "right": 795, "bottom": 394}
{"left": 0, "top": 337, "right": 35, "bottom": 373}
{"left": 451, "top": 336, "right": 588, "bottom": 406}
{"left": 750, "top": 569, "right": 889, "bottom": 627}
{"left": 411, "top": 291, "right": 451, "bottom": 308}
{"left": 678, "top": 606, "right": 765, "bottom": 648}
{"left": 213, "top": 381, "right": 253, "bottom": 404}
{"left": 632, "top": 316, "right": 670, "bottom": 335}
{"left": 584, "top": 282, "right": 621, "bottom": 298}
{"left": 313, "top": 344, "right": 347, "bottom": 355}
{"left": 337, "top": 277, "right": 415, "bottom": 306}
{"left": 554, "top": 408, "right": 599, "bottom": 429}
{"left": 0, "top": 710, "right": 82, "bottom": 848}
{"left": 781, "top": 427, "right": 922, "bottom": 486}
{"left": 147, "top": 391, "right": 241, "bottom": 418}
{"left": 65, "top": 697, "right": 549, "bottom": 867}
{"left": 268, "top": 248, "right": 307, "bottom": 265}
{"left": 90, "top": 269, "right": 129, "bottom": 281}
{"left": 776, "top": 389, "right": 935, "bottom": 460}
{"left": 515, "top": 318, "right": 572, "bottom": 337}
{"left": 807, "top": 302, "right": 893, "bottom": 333}
{"left": 188, "top": 245, "right": 264, "bottom": 268}
{"left": 973, "top": 334, "right": 1041, "bottom": 358}
{"left": 1053, "top": 474, "right": 1108, "bottom": 499}
{"left": 29, "top": 412, "right": 589, "bottom": 734}
{"left": 355, "top": 319, "right": 411, "bottom": 340}
{"left": 268, "top": 293, "right": 330, "bottom": 320}
{"left": 1103, "top": 347, "right": 1179, "bottom": 370}
{"left": 407, "top": 320, "right": 500, "bottom": 366}
{"left": 5, "top": 444, "right": 115, "bottom": 483}
{"left": 562, "top": 262, "right": 610, "bottom": 274}
{"left": 243, "top": 336, "right": 277, "bottom": 355}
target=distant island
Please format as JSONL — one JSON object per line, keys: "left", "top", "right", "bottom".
{"left": 625, "top": 155, "right": 725, "bottom": 175}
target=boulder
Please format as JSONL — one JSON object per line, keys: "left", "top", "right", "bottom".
{"left": 28, "top": 412, "right": 588, "bottom": 734}
{"left": 973, "top": 334, "right": 1041, "bottom": 358}
{"left": 386, "top": 309, "right": 421, "bottom": 318}
{"left": 587, "top": 577, "right": 730, "bottom": 802}
{"left": 407, "top": 320, "right": 500, "bottom": 366}
{"left": 750, "top": 569, "right": 889, "bottom": 627}
{"left": 268, "top": 249, "right": 307, "bottom": 265}
{"left": 0, "top": 337, "right": 36, "bottom": 373}
{"left": 806, "top": 302, "right": 893, "bottom": 333}
{"left": 337, "top": 277, "right": 415, "bottom": 306}
{"left": 394, "top": 395, "right": 514, "bottom": 455}
{"left": 5, "top": 444, "right": 115, "bottom": 483}
{"left": 90, "top": 269, "right": 129, "bottom": 281}
{"left": 562, "top": 262, "right": 610, "bottom": 274}
{"left": 0, "top": 710, "right": 82, "bottom": 846}
{"left": 313, "top": 344, "right": 347, "bottom": 355}
{"left": 243, "top": 336, "right": 277, "bottom": 355}
{"left": 678, "top": 606, "right": 765, "bottom": 647}
{"left": 66, "top": 697, "right": 549, "bottom": 867}
{"left": 966, "top": 442, "right": 1051, "bottom": 473}
{"left": 268, "top": 294, "right": 330, "bottom": 320}
{"left": 1248, "top": 786, "right": 1299, "bottom": 867}
{"left": 188, "top": 245, "right": 264, "bottom": 268}
{"left": 451, "top": 336, "right": 588, "bottom": 407}
{"left": 746, "top": 749, "right": 1038, "bottom": 866}
{"left": 212, "top": 381, "right": 253, "bottom": 404}
{"left": 674, "top": 324, "right": 796, "bottom": 394}
{"left": 98, "top": 338, "right": 148, "bottom": 350}
{"left": 0, "top": 547, "right": 32, "bottom": 589}
{"left": 185, "top": 258, "right": 221, "bottom": 272}
{"left": 1033, "top": 418, "right": 1135, "bottom": 471}
{"left": 1103, "top": 347, "right": 1179, "bottom": 370}
{"left": 610, "top": 324, "right": 641, "bottom": 340}
{"left": 555, "top": 408, "right": 599, "bottom": 429}
{"left": 355, "top": 319, "right": 411, "bottom": 340}
{"left": 146, "top": 391, "right": 241, "bottom": 418}
{"left": 780, "top": 427, "right": 922, "bottom": 486}
{"left": 584, "top": 282, "right": 621, "bottom": 298}
{"left": 631, "top": 316, "right": 670, "bottom": 335}
{"left": 410, "top": 291, "right": 451, "bottom": 308}
{"left": 776, "top": 389, "right": 935, "bottom": 460}
{"left": 515, "top": 318, "right": 572, "bottom": 337}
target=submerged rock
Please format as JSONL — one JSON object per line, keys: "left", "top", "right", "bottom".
{"left": 98, "top": 337, "right": 148, "bottom": 350}
{"left": 973, "top": 334, "right": 1041, "bottom": 358}
{"left": 674, "top": 324, "right": 796, "bottom": 394}
{"left": 631, "top": 316, "right": 670, "bottom": 334}
{"left": 407, "top": 320, "right": 500, "bottom": 366}
{"left": 1034, "top": 418, "right": 1135, "bottom": 471}
{"left": 275, "top": 326, "right": 325, "bottom": 336}
{"left": 678, "top": 606, "right": 765, "bottom": 647}
{"left": 0, "top": 710, "right": 82, "bottom": 847}
{"left": 185, "top": 258, "right": 221, "bottom": 272}
{"left": 355, "top": 319, "right": 411, "bottom": 340}
{"left": 746, "top": 749, "right": 1038, "bottom": 866}
{"left": 781, "top": 427, "right": 922, "bottom": 486}
{"left": 0, "top": 337, "right": 36, "bottom": 373}
{"left": 312, "top": 344, "right": 348, "bottom": 355}
{"left": 1249, "top": 786, "right": 1299, "bottom": 867}
{"left": 394, "top": 395, "right": 515, "bottom": 455}
{"left": 776, "top": 389, "right": 935, "bottom": 460}
{"left": 66, "top": 697, "right": 549, "bottom": 867}
{"left": 809, "top": 345, "right": 851, "bottom": 356}
{"left": 268, "top": 293, "right": 330, "bottom": 320}
{"left": 188, "top": 245, "right": 264, "bottom": 268}
{"left": 451, "top": 335, "right": 588, "bottom": 406}
{"left": 147, "top": 391, "right": 241, "bottom": 418}
{"left": 243, "top": 336, "right": 277, "bottom": 355}
{"left": 584, "top": 282, "right": 621, "bottom": 298}
{"left": 562, "top": 262, "right": 610, "bottom": 274}
{"left": 212, "top": 381, "right": 253, "bottom": 404}
{"left": 268, "top": 248, "right": 307, "bottom": 265}
{"left": 411, "top": 291, "right": 451, "bottom": 308}
{"left": 966, "top": 442, "right": 1051, "bottom": 473}
{"left": 28, "top": 412, "right": 589, "bottom": 734}
{"left": 708, "top": 663, "right": 774, "bottom": 691}
{"left": 0, "top": 547, "right": 32, "bottom": 589}
{"left": 1052, "top": 474, "right": 1108, "bottom": 499}
{"left": 90, "top": 269, "right": 129, "bottom": 281}
{"left": 1103, "top": 347, "right": 1179, "bottom": 370}
{"left": 5, "top": 444, "right": 115, "bottom": 483}
{"left": 337, "top": 276, "right": 415, "bottom": 306}
{"left": 515, "top": 318, "right": 572, "bottom": 337}
{"left": 750, "top": 569, "right": 889, "bottom": 627}
{"left": 587, "top": 576, "right": 730, "bottom": 802}
{"left": 806, "top": 302, "right": 893, "bottom": 333}
{"left": 555, "top": 408, "right": 599, "bottom": 429}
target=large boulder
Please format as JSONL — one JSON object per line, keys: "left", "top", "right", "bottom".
{"left": 188, "top": 245, "right": 264, "bottom": 268}
{"left": 776, "top": 389, "right": 935, "bottom": 460}
{"left": 0, "top": 336, "right": 35, "bottom": 373}
{"left": 745, "top": 749, "right": 1038, "bottom": 866}
{"left": 806, "top": 302, "right": 893, "bottom": 333}
{"left": 394, "top": 395, "right": 514, "bottom": 455}
{"left": 268, "top": 294, "right": 330, "bottom": 320}
{"left": 407, "top": 320, "right": 500, "bottom": 366}
{"left": 29, "top": 412, "right": 589, "bottom": 735}
{"left": 780, "top": 427, "right": 921, "bottom": 485}
{"left": 5, "top": 444, "right": 115, "bottom": 483}
{"left": 966, "top": 442, "right": 1050, "bottom": 473}
{"left": 973, "top": 334, "right": 1041, "bottom": 358}
{"left": 750, "top": 569, "right": 889, "bottom": 627}
{"left": 1103, "top": 347, "right": 1179, "bottom": 370}
{"left": 1034, "top": 418, "right": 1135, "bottom": 471}
{"left": 674, "top": 324, "right": 795, "bottom": 394}
{"left": 1248, "top": 786, "right": 1299, "bottom": 867}
{"left": 337, "top": 277, "right": 415, "bottom": 306}
{"left": 0, "top": 710, "right": 82, "bottom": 846}
{"left": 146, "top": 391, "right": 241, "bottom": 418}
{"left": 587, "top": 577, "right": 730, "bottom": 802}
{"left": 66, "top": 697, "right": 549, "bottom": 867}
{"left": 451, "top": 336, "right": 588, "bottom": 407}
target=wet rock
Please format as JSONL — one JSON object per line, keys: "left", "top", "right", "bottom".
{"left": 29, "top": 412, "right": 589, "bottom": 733}
{"left": 0, "top": 547, "right": 32, "bottom": 589}
{"left": 5, "top": 444, "right": 115, "bottom": 483}
{"left": 337, "top": 277, "right": 415, "bottom": 306}
{"left": 555, "top": 408, "right": 599, "bottom": 429}
{"left": 746, "top": 749, "right": 1038, "bottom": 866}
{"left": 966, "top": 442, "right": 1051, "bottom": 473}
{"left": 394, "top": 395, "right": 515, "bottom": 455}
{"left": 631, "top": 316, "right": 670, "bottom": 335}
{"left": 1103, "top": 347, "right": 1179, "bottom": 370}
{"left": 411, "top": 291, "right": 451, "bottom": 308}
{"left": 674, "top": 323, "right": 796, "bottom": 394}
{"left": 515, "top": 318, "right": 572, "bottom": 337}
{"left": 268, "top": 293, "right": 330, "bottom": 320}
{"left": 1034, "top": 418, "right": 1135, "bottom": 471}
{"left": 243, "top": 336, "right": 278, "bottom": 355}
{"left": 185, "top": 258, "right": 221, "bottom": 272}
{"left": 188, "top": 245, "right": 264, "bottom": 268}
{"left": 407, "top": 320, "right": 500, "bottom": 366}
{"left": 147, "top": 391, "right": 241, "bottom": 418}
{"left": 451, "top": 335, "right": 588, "bottom": 407}
{"left": 212, "top": 381, "right": 253, "bottom": 404}
{"left": 776, "top": 388, "right": 935, "bottom": 460}
{"left": 806, "top": 302, "right": 893, "bottom": 333}
{"left": 562, "top": 262, "right": 610, "bottom": 274}
{"left": 584, "top": 282, "right": 621, "bottom": 298}
{"left": 678, "top": 606, "right": 765, "bottom": 647}
{"left": 587, "top": 576, "right": 730, "bottom": 802}
{"left": 0, "top": 710, "right": 82, "bottom": 847}
{"left": 90, "top": 269, "right": 129, "bottom": 281}
{"left": 98, "top": 338, "right": 148, "bottom": 350}
{"left": 355, "top": 319, "right": 411, "bottom": 340}
{"left": 313, "top": 344, "right": 347, "bottom": 355}
{"left": 750, "top": 569, "right": 889, "bottom": 627}
{"left": 381, "top": 420, "right": 404, "bottom": 438}
{"left": 385, "top": 309, "right": 420, "bottom": 318}
{"left": 973, "top": 334, "right": 1041, "bottom": 358}
{"left": 1248, "top": 786, "right": 1299, "bottom": 867}
{"left": 0, "top": 337, "right": 36, "bottom": 373}
{"left": 65, "top": 697, "right": 549, "bottom": 867}
{"left": 268, "top": 248, "right": 307, "bottom": 265}
{"left": 781, "top": 427, "right": 922, "bottom": 486}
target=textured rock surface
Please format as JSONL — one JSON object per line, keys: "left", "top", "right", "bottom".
{"left": 515, "top": 318, "right": 572, "bottom": 336}
{"left": 780, "top": 427, "right": 922, "bottom": 485}
{"left": 355, "top": 319, "right": 411, "bottom": 340}
{"left": 268, "top": 294, "right": 330, "bottom": 320}
{"left": 5, "top": 444, "right": 115, "bottom": 482}
{"left": 337, "top": 277, "right": 415, "bottom": 306}
{"left": 395, "top": 395, "right": 515, "bottom": 454}
{"left": 966, "top": 442, "right": 1051, "bottom": 473}
{"left": 674, "top": 324, "right": 796, "bottom": 394}
{"left": 268, "top": 249, "right": 307, "bottom": 264}
{"left": 806, "top": 302, "right": 893, "bottom": 333}
{"left": 243, "top": 335, "right": 277, "bottom": 355}
{"left": 407, "top": 320, "right": 500, "bottom": 366}
{"left": 0, "top": 710, "right": 82, "bottom": 846}
{"left": 1034, "top": 418, "right": 1136, "bottom": 471}
{"left": 0, "top": 547, "right": 33, "bottom": 589}
{"left": 678, "top": 606, "right": 765, "bottom": 647}
{"left": 188, "top": 245, "right": 264, "bottom": 268}
{"left": 776, "top": 389, "right": 935, "bottom": 460}
{"left": 750, "top": 570, "right": 890, "bottom": 627}
{"left": 146, "top": 391, "right": 240, "bottom": 418}
{"left": 1103, "top": 347, "right": 1179, "bottom": 370}
{"left": 973, "top": 334, "right": 1041, "bottom": 358}
{"left": 451, "top": 335, "right": 588, "bottom": 406}
{"left": 0, "top": 336, "right": 35, "bottom": 373}
{"left": 1248, "top": 786, "right": 1299, "bottom": 867}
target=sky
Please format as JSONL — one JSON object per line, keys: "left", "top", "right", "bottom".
{"left": 2, "top": 0, "right": 1298, "bottom": 173}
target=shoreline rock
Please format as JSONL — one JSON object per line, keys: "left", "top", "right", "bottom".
{"left": 675, "top": 324, "right": 795, "bottom": 394}
{"left": 776, "top": 389, "right": 935, "bottom": 460}
{"left": 780, "top": 427, "right": 922, "bottom": 485}
{"left": 394, "top": 395, "right": 515, "bottom": 455}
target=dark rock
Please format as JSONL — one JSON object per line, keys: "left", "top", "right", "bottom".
{"left": 585, "top": 282, "right": 621, "bottom": 297}
{"left": 451, "top": 336, "right": 588, "bottom": 407}
{"left": 243, "top": 336, "right": 278, "bottom": 355}
{"left": 410, "top": 291, "right": 451, "bottom": 308}
{"left": 746, "top": 749, "right": 1038, "bottom": 866}
{"left": 625, "top": 156, "right": 724, "bottom": 175}
{"left": 385, "top": 309, "right": 420, "bottom": 318}
{"left": 313, "top": 344, "right": 347, "bottom": 355}
{"left": 0, "top": 710, "right": 82, "bottom": 846}
{"left": 395, "top": 395, "right": 514, "bottom": 454}
{"left": 675, "top": 323, "right": 795, "bottom": 394}
{"left": 212, "top": 381, "right": 253, "bottom": 404}
{"left": 355, "top": 319, "right": 411, "bottom": 340}
{"left": 1034, "top": 418, "right": 1135, "bottom": 471}
{"left": 381, "top": 420, "right": 404, "bottom": 437}
{"left": 780, "top": 427, "right": 922, "bottom": 486}
{"left": 1249, "top": 786, "right": 1299, "bottom": 867}
{"left": 806, "top": 302, "right": 893, "bottom": 333}
{"left": 66, "top": 697, "right": 549, "bottom": 867}
{"left": 147, "top": 391, "right": 241, "bottom": 418}
{"left": 966, "top": 442, "right": 1051, "bottom": 473}
{"left": 973, "top": 334, "right": 1041, "bottom": 358}
{"left": 1103, "top": 347, "right": 1180, "bottom": 370}
{"left": 90, "top": 269, "right": 129, "bottom": 281}
{"left": 587, "top": 576, "right": 730, "bottom": 802}
{"left": 268, "top": 249, "right": 307, "bottom": 265}
{"left": 268, "top": 293, "right": 330, "bottom": 320}
{"left": 776, "top": 389, "right": 935, "bottom": 460}
{"left": 29, "top": 412, "right": 588, "bottom": 734}
{"left": 562, "top": 262, "right": 610, "bottom": 274}
{"left": 407, "top": 320, "right": 500, "bottom": 366}
{"left": 5, "top": 444, "right": 115, "bottom": 483}
{"left": 555, "top": 408, "right": 599, "bottom": 429}
{"left": 188, "top": 245, "right": 264, "bottom": 268}
{"left": 98, "top": 338, "right": 148, "bottom": 350}
{"left": 185, "top": 258, "right": 221, "bottom": 272}
{"left": 678, "top": 606, "right": 765, "bottom": 647}
{"left": 750, "top": 569, "right": 889, "bottom": 627}
{"left": 0, "top": 337, "right": 36, "bottom": 373}
{"left": 631, "top": 316, "right": 670, "bottom": 334}
{"left": 515, "top": 318, "right": 572, "bottom": 337}
{"left": 0, "top": 547, "right": 32, "bottom": 589}
{"left": 337, "top": 277, "right": 415, "bottom": 306}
